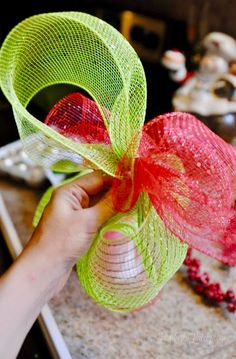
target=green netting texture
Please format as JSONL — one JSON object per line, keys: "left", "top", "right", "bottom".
{"left": 0, "top": 12, "right": 146, "bottom": 168}
{"left": 0, "top": 12, "right": 187, "bottom": 311}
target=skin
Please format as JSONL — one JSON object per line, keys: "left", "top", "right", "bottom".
{"left": 0, "top": 171, "right": 114, "bottom": 359}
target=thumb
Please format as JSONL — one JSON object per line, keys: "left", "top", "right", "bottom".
{"left": 86, "top": 190, "right": 115, "bottom": 231}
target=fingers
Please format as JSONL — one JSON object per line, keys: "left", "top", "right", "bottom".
{"left": 64, "top": 171, "right": 113, "bottom": 196}
{"left": 86, "top": 189, "right": 115, "bottom": 231}
{"left": 52, "top": 171, "right": 113, "bottom": 209}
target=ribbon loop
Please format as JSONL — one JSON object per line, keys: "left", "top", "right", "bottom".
{"left": 138, "top": 113, "right": 236, "bottom": 264}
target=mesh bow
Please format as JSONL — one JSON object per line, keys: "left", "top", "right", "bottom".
{"left": 0, "top": 12, "right": 236, "bottom": 312}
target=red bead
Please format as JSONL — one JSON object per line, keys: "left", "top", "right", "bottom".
{"left": 184, "top": 249, "right": 192, "bottom": 264}
{"left": 205, "top": 289, "right": 215, "bottom": 299}
{"left": 209, "top": 283, "right": 221, "bottom": 292}
{"left": 205, "top": 283, "right": 222, "bottom": 302}
{"left": 215, "top": 292, "right": 224, "bottom": 304}
{"left": 188, "top": 268, "right": 199, "bottom": 280}
{"left": 190, "top": 258, "right": 200, "bottom": 269}
{"left": 215, "top": 283, "right": 221, "bottom": 290}
{"left": 197, "top": 272, "right": 209, "bottom": 285}
{"left": 227, "top": 302, "right": 236, "bottom": 313}
{"left": 184, "top": 258, "right": 191, "bottom": 266}
{"left": 195, "top": 285, "right": 205, "bottom": 293}
{"left": 187, "top": 248, "right": 192, "bottom": 257}
{"left": 225, "top": 289, "right": 235, "bottom": 302}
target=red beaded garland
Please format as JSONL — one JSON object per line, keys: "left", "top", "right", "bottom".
{"left": 183, "top": 249, "right": 236, "bottom": 313}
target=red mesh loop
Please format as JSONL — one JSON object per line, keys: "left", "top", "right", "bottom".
{"left": 139, "top": 114, "right": 236, "bottom": 265}
{"left": 45, "top": 92, "right": 110, "bottom": 144}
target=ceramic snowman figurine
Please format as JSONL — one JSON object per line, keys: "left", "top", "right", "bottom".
{"left": 161, "top": 49, "right": 188, "bottom": 83}
{"left": 161, "top": 32, "right": 236, "bottom": 143}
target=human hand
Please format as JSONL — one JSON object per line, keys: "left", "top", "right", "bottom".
{"left": 0, "top": 171, "right": 114, "bottom": 358}
{"left": 20, "top": 170, "right": 114, "bottom": 300}
{"left": 29, "top": 170, "right": 114, "bottom": 288}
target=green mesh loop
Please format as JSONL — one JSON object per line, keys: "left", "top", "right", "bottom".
{"left": 0, "top": 12, "right": 187, "bottom": 312}
{"left": 0, "top": 12, "right": 147, "bottom": 166}
{"left": 77, "top": 194, "right": 187, "bottom": 312}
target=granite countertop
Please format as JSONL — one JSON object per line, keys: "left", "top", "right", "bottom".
{"left": 1, "top": 178, "right": 236, "bottom": 359}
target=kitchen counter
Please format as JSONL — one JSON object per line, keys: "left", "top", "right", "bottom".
{"left": 1, "top": 178, "right": 236, "bottom": 359}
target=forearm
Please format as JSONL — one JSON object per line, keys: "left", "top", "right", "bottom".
{"left": 0, "top": 239, "right": 68, "bottom": 359}
{"left": 0, "top": 171, "right": 113, "bottom": 358}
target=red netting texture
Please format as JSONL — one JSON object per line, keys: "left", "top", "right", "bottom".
{"left": 46, "top": 93, "right": 236, "bottom": 265}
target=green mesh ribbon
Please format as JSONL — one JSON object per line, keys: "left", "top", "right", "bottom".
{"left": 0, "top": 12, "right": 187, "bottom": 312}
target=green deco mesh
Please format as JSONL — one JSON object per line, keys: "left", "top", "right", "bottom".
{"left": 0, "top": 12, "right": 187, "bottom": 311}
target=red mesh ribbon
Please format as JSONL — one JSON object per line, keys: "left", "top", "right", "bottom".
{"left": 45, "top": 92, "right": 236, "bottom": 265}
{"left": 45, "top": 92, "right": 110, "bottom": 145}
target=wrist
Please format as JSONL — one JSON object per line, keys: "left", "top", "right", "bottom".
{"left": 19, "top": 239, "right": 70, "bottom": 302}
{"left": 0, "top": 233, "right": 69, "bottom": 358}
{"left": 31, "top": 221, "right": 75, "bottom": 267}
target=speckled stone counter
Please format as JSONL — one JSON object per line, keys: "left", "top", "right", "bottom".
{"left": 1, "top": 178, "right": 236, "bottom": 359}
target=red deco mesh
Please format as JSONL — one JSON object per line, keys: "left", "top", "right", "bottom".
{"left": 45, "top": 92, "right": 110, "bottom": 145}
{"left": 46, "top": 92, "right": 236, "bottom": 266}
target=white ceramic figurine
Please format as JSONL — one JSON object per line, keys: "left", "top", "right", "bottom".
{"left": 161, "top": 32, "right": 236, "bottom": 143}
